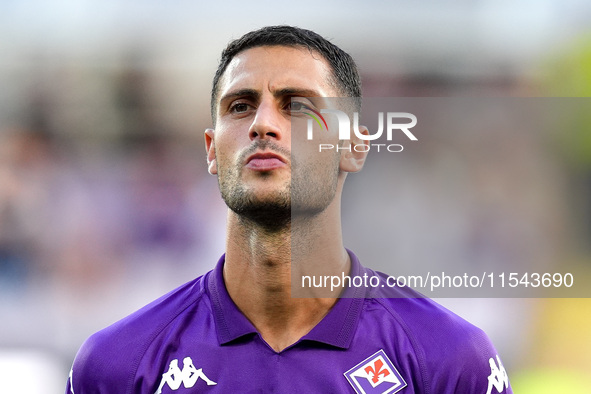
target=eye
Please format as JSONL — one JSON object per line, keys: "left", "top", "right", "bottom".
{"left": 230, "top": 102, "right": 251, "bottom": 113}
{"left": 287, "top": 101, "right": 310, "bottom": 113}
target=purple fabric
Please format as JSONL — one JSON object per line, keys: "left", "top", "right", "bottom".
{"left": 66, "top": 252, "right": 512, "bottom": 393}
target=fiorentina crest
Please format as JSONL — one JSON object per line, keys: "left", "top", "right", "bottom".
{"left": 344, "top": 350, "right": 407, "bottom": 394}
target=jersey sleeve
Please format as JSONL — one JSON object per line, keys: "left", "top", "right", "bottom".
{"left": 65, "top": 330, "right": 132, "bottom": 394}
{"left": 64, "top": 275, "right": 208, "bottom": 394}
{"left": 426, "top": 322, "right": 513, "bottom": 394}
{"left": 381, "top": 294, "right": 514, "bottom": 394}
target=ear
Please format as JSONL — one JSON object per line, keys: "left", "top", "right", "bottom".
{"left": 339, "top": 125, "right": 369, "bottom": 173}
{"left": 204, "top": 128, "right": 217, "bottom": 175}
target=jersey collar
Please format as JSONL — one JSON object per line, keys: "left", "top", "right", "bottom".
{"left": 207, "top": 251, "right": 365, "bottom": 349}
{"left": 208, "top": 254, "right": 258, "bottom": 345}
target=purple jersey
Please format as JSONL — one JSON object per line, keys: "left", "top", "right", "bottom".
{"left": 67, "top": 252, "right": 512, "bottom": 394}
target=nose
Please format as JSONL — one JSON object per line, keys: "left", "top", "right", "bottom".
{"left": 249, "top": 102, "right": 283, "bottom": 141}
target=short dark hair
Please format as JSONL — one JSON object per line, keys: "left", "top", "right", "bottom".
{"left": 210, "top": 25, "right": 361, "bottom": 124}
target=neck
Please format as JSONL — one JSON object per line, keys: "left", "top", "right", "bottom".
{"left": 223, "top": 198, "right": 350, "bottom": 352}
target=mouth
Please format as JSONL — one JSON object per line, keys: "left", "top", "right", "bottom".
{"left": 245, "top": 151, "right": 287, "bottom": 171}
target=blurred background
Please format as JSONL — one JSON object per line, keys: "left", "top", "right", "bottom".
{"left": 1, "top": 0, "right": 591, "bottom": 392}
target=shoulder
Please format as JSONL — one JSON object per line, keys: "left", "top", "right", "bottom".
{"left": 363, "top": 271, "right": 512, "bottom": 393}
{"left": 364, "top": 269, "right": 493, "bottom": 346}
{"left": 373, "top": 295, "right": 494, "bottom": 359}
{"left": 67, "top": 271, "right": 211, "bottom": 394}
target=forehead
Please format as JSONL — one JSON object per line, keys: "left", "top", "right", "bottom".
{"left": 217, "top": 46, "right": 337, "bottom": 99}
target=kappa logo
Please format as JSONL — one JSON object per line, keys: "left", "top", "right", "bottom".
{"left": 344, "top": 350, "right": 407, "bottom": 394}
{"left": 154, "top": 357, "right": 217, "bottom": 394}
{"left": 486, "top": 354, "right": 509, "bottom": 394}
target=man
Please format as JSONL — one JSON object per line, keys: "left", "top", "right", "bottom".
{"left": 67, "top": 26, "right": 512, "bottom": 393}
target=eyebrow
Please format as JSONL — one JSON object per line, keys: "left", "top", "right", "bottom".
{"left": 219, "top": 88, "right": 260, "bottom": 105}
{"left": 219, "top": 87, "right": 323, "bottom": 106}
{"left": 274, "top": 88, "right": 323, "bottom": 98}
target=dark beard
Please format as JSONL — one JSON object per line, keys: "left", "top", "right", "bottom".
{"left": 223, "top": 183, "right": 291, "bottom": 232}
{"left": 218, "top": 140, "right": 292, "bottom": 232}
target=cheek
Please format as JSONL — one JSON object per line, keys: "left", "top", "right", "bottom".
{"left": 295, "top": 147, "right": 340, "bottom": 178}
{"left": 214, "top": 133, "right": 242, "bottom": 166}
{"left": 215, "top": 149, "right": 237, "bottom": 175}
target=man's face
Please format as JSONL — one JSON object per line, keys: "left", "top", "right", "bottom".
{"left": 205, "top": 46, "right": 342, "bottom": 228}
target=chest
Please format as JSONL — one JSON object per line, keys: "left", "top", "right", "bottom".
{"left": 137, "top": 334, "right": 420, "bottom": 394}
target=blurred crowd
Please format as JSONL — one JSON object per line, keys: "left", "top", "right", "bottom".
{"left": 0, "top": 63, "right": 226, "bottom": 382}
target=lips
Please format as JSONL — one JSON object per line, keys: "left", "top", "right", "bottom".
{"left": 245, "top": 152, "right": 287, "bottom": 171}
